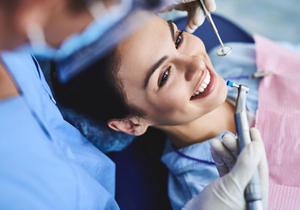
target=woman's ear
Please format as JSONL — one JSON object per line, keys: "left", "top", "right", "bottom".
{"left": 107, "top": 118, "right": 149, "bottom": 136}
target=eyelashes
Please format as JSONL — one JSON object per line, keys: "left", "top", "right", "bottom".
{"left": 159, "top": 66, "right": 171, "bottom": 87}
{"left": 175, "top": 30, "right": 184, "bottom": 49}
{"left": 158, "top": 30, "right": 184, "bottom": 88}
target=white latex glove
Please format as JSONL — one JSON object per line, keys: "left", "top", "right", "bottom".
{"left": 172, "top": 0, "right": 216, "bottom": 33}
{"left": 183, "top": 128, "right": 269, "bottom": 210}
{"left": 210, "top": 132, "right": 239, "bottom": 177}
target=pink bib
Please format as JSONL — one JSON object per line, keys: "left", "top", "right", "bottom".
{"left": 254, "top": 34, "right": 300, "bottom": 209}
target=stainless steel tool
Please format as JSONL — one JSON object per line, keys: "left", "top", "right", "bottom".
{"left": 198, "top": 0, "right": 232, "bottom": 56}
{"left": 227, "top": 80, "right": 263, "bottom": 210}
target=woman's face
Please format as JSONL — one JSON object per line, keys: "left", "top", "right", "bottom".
{"left": 117, "top": 15, "right": 227, "bottom": 126}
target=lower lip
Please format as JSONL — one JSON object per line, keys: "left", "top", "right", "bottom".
{"left": 190, "top": 68, "right": 217, "bottom": 100}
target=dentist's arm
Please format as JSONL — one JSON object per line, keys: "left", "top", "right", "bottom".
{"left": 161, "top": 0, "right": 216, "bottom": 33}
{"left": 172, "top": 0, "right": 216, "bottom": 33}
{"left": 183, "top": 128, "right": 269, "bottom": 210}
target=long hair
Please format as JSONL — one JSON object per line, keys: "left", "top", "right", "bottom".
{"left": 51, "top": 49, "right": 144, "bottom": 123}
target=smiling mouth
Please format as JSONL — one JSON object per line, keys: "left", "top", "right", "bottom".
{"left": 191, "top": 70, "right": 211, "bottom": 99}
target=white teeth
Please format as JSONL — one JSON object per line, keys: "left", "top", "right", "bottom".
{"left": 192, "top": 70, "right": 211, "bottom": 97}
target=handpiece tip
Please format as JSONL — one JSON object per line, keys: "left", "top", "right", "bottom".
{"left": 226, "top": 80, "right": 239, "bottom": 89}
{"left": 226, "top": 80, "right": 233, "bottom": 87}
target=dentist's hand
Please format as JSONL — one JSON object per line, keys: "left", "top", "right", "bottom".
{"left": 183, "top": 128, "right": 269, "bottom": 210}
{"left": 210, "top": 132, "right": 239, "bottom": 177}
{"left": 172, "top": 0, "right": 216, "bottom": 33}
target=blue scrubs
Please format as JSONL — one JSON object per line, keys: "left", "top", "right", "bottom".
{"left": 0, "top": 52, "right": 119, "bottom": 209}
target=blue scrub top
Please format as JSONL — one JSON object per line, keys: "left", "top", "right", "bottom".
{"left": 0, "top": 52, "right": 120, "bottom": 209}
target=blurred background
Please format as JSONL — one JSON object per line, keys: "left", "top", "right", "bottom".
{"left": 214, "top": 0, "right": 300, "bottom": 44}
{"left": 162, "top": 0, "right": 300, "bottom": 44}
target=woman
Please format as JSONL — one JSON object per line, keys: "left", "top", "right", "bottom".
{"left": 52, "top": 14, "right": 259, "bottom": 209}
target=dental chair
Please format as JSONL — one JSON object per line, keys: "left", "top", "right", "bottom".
{"left": 107, "top": 14, "right": 254, "bottom": 210}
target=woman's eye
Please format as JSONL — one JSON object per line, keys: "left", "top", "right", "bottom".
{"left": 175, "top": 30, "right": 184, "bottom": 49}
{"left": 159, "top": 66, "right": 171, "bottom": 88}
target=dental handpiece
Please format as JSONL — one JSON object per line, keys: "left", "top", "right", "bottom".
{"left": 198, "top": 0, "right": 232, "bottom": 56}
{"left": 227, "top": 80, "right": 263, "bottom": 210}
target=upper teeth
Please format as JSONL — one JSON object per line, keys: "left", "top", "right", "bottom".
{"left": 192, "top": 70, "right": 211, "bottom": 97}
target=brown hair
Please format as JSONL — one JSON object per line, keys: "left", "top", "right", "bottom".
{"left": 51, "top": 48, "right": 145, "bottom": 123}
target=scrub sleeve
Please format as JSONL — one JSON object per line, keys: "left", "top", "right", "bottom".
{"left": 0, "top": 52, "right": 119, "bottom": 209}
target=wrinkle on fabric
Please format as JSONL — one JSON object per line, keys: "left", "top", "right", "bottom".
{"left": 254, "top": 34, "right": 300, "bottom": 209}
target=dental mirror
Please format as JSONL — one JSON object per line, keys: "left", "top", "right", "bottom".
{"left": 198, "top": 0, "right": 232, "bottom": 56}
{"left": 217, "top": 46, "right": 232, "bottom": 56}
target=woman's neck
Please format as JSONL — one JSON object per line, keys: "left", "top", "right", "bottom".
{"left": 158, "top": 100, "right": 236, "bottom": 148}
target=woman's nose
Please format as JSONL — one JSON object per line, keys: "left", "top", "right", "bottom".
{"left": 182, "top": 55, "right": 206, "bottom": 81}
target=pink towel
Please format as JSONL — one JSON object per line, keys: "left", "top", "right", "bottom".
{"left": 254, "top": 34, "right": 300, "bottom": 209}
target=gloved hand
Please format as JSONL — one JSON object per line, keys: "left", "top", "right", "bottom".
{"left": 172, "top": 0, "right": 216, "bottom": 33}
{"left": 182, "top": 128, "right": 269, "bottom": 210}
{"left": 210, "top": 132, "right": 239, "bottom": 177}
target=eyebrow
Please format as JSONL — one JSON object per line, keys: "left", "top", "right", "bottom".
{"left": 143, "top": 21, "right": 174, "bottom": 89}
{"left": 167, "top": 20, "right": 175, "bottom": 41}
{"left": 143, "top": 55, "right": 168, "bottom": 89}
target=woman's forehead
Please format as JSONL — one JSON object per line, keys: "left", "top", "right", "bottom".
{"left": 119, "top": 15, "right": 166, "bottom": 50}
{"left": 117, "top": 15, "right": 170, "bottom": 74}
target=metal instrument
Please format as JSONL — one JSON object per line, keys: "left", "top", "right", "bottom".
{"left": 198, "top": 0, "right": 232, "bottom": 56}
{"left": 227, "top": 80, "right": 264, "bottom": 210}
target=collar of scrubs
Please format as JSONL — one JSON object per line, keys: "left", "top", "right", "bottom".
{"left": 161, "top": 131, "right": 234, "bottom": 174}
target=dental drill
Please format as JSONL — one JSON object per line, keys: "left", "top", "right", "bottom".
{"left": 227, "top": 80, "right": 263, "bottom": 210}
{"left": 198, "top": 0, "right": 232, "bottom": 56}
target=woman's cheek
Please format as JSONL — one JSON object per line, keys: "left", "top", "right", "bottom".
{"left": 164, "top": 86, "right": 188, "bottom": 110}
